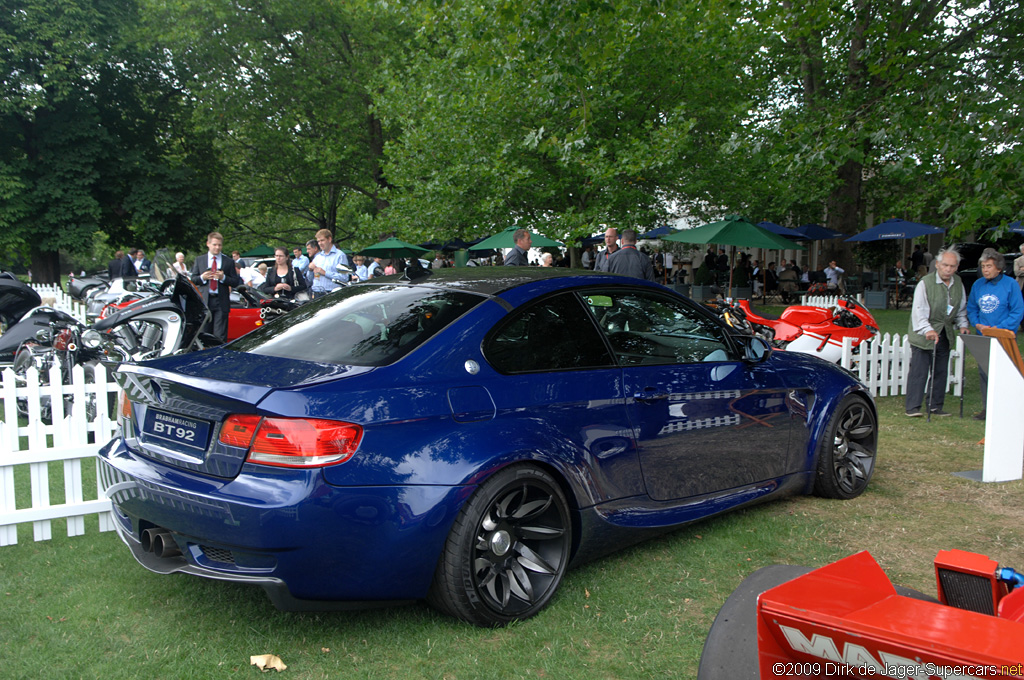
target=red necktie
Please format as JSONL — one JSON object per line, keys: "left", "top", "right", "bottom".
{"left": 210, "top": 256, "right": 218, "bottom": 293}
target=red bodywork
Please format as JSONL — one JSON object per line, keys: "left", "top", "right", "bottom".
{"left": 225, "top": 307, "right": 264, "bottom": 341}
{"left": 100, "top": 298, "right": 265, "bottom": 341}
{"left": 738, "top": 297, "right": 878, "bottom": 345}
{"left": 757, "top": 551, "right": 1024, "bottom": 678}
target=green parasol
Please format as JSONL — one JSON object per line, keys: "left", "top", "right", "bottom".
{"left": 469, "top": 226, "right": 563, "bottom": 250}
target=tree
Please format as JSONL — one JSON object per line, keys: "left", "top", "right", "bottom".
{"left": 0, "top": 0, "right": 223, "bottom": 282}
{"left": 142, "top": 0, "right": 417, "bottom": 248}
{"left": 733, "top": 0, "right": 1024, "bottom": 246}
{"left": 374, "top": 0, "right": 762, "bottom": 244}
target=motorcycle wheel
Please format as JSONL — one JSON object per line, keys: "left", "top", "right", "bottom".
{"left": 13, "top": 343, "right": 59, "bottom": 424}
{"left": 80, "top": 360, "right": 117, "bottom": 421}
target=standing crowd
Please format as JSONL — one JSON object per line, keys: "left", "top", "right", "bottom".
{"left": 504, "top": 227, "right": 659, "bottom": 282}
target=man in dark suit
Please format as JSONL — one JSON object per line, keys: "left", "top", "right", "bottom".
{"left": 120, "top": 250, "right": 138, "bottom": 278}
{"left": 190, "top": 231, "right": 241, "bottom": 341}
{"left": 108, "top": 251, "right": 126, "bottom": 279}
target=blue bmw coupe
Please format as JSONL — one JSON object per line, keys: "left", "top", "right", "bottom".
{"left": 99, "top": 268, "right": 877, "bottom": 626}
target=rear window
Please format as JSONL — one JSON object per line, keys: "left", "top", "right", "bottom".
{"left": 227, "top": 284, "right": 486, "bottom": 366}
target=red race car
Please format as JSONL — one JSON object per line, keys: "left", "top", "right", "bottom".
{"left": 699, "top": 550, "right": 1024, "bottom": 678}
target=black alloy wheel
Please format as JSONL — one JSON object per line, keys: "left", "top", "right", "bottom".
{"left": 428, "top": 464, "right": 572, "bottom": 627}
{"left": 813, "top": 395, "right": 877, "bottom": 499}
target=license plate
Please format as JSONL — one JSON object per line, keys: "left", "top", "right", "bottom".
{"left": 142, "top": 409, "right": 212, "bottom": 451}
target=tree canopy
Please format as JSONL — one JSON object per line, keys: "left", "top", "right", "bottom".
{"left": 4, "top": 0, "right": 1024, "bottom": 279}
{"left": 733, "top": 0, "right": 1024, "bottom": 239}
{"left": 140, "top": 0, "right": 418, "bottom": 249}
{"left": 1, "top": 0, "right": 223, "bottom": 281}
{"left": 374, "top": 0, "right": 763, "bottom": 244}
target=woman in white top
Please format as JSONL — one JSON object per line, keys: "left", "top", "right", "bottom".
{"left": 171, "top": 252, "right": 188, "bottom": 275}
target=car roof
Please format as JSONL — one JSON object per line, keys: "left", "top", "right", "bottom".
{"left": 370, "top": 266, "right": 632, "bottom": 297}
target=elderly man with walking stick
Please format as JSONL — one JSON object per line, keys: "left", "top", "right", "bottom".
{"left": 904, "top": 248, "right": 969, "bottom": 419}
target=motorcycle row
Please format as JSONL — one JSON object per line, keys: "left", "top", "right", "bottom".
{"left": 0, "top": 250, "right": 319, "bottom": 422}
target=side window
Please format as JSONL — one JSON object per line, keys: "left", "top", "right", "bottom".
{"left": 484, "top": 293, "right": 614, "bottom": 373}
{"left": 583, "top": 290, "right": 732, "bottom": 365}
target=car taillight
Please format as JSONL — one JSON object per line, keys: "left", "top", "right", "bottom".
{"left": 220, "top": 415, "right": 362, "bottom": 468}
{"left": 220, "top": 414, "right": 261, "bottom": 448}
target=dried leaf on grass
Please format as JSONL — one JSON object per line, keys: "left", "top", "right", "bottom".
{"left": 250, "top": 654, "right": 287, "bottom": 672}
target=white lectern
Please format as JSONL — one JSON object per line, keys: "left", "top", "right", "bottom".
{"left": 958, "top": 332, "right": 1024, "bottom": 483}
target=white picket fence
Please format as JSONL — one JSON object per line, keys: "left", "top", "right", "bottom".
{"left": 0, "top": 365, "right": 119, "bottom": 546}
{"left": 839, "top": 333, "right": 965, "bottom": 398}
{"left": 794, "top": 294, "right": 964, "bottom": 398}
{"left": 30, "top": 282, "right": 88, "bottom": 323}
{"left": 800, "top": 293, "right": 864, "bottom": 307}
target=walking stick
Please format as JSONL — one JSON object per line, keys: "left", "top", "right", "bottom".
{"left": 925, "top": 338, "right": 938, "bottom": 422}
{"left": 959, "top": 338, "right": 965, "bottom": 418}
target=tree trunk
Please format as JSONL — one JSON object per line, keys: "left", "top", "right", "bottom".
{"left": 30, "top": 248, "right": 61, "bottom": 284}
{"left": 824, "top": 158, "right": 864, "bottom": 266}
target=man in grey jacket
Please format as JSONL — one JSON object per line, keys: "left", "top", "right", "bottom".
{"left": 502, "top": 229, "right": 532, "bottom": 266}
{"left": 608, "top": 229, "right": 655, "bottom": 281}
{"left": 593, "top": 228, "right": 619, "bottom": 272}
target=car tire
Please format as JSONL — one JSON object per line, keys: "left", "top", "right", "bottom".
{"left": 813, "top": 394, "right": 877, "bottom": 499}
{"left": 697, "top": 565, "right": 813, "bottom": 680}
{"left": 427, "top": 464, "right": 572, "bottom": 627}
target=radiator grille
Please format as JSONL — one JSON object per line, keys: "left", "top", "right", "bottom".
{"left": 938, "top": 568, "right": 994, "bottom": 614}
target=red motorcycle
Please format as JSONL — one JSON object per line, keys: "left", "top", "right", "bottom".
{"left": 709, "top": 295, "right": 878, "bottom": 363}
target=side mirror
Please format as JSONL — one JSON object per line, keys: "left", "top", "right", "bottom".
{"left": 741, "top": 335, "right": 772, "bottom": 362}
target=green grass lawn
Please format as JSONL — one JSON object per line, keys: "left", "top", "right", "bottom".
{"left": 1, "top": 307, "right": 1020, "bottom": 679}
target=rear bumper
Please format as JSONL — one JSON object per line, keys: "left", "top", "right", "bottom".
{"left": 107, "top": 514, "right": 412, "bottom": 611}
{"left": 99, "top": 437, "right": 468, "bottom": 608}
